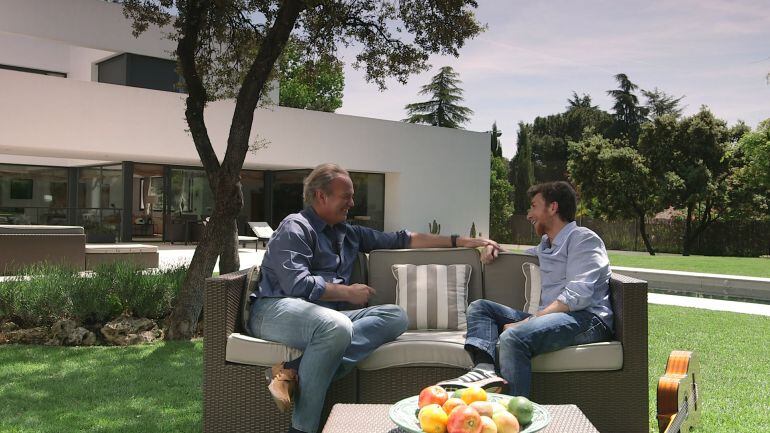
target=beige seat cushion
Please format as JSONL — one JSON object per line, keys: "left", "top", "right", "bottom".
{"left": 226, "top": 333, "right": 303, "bottom": 366}
{"left": 358, "top": 331, "right": 623, "bottom": 373}
{"left": 226, "top": 330, "right": 623, "bottom": 373}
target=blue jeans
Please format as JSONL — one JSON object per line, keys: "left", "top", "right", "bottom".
{"left": 248, "top": 297, "right": 408, "bottom": 433}
{"left": 464, "top": 299, "right": 612, "bottom": 398}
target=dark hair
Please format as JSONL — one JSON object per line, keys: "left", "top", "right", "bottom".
{"left": 527, "top": 181, "right": 578, "bottom": 222}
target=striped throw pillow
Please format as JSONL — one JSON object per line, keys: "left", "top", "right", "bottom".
{"left": 391, "top": 264, "right": 472, "bottom": 330}
{"left": 521, "top": 262, "right": 542, "bottom": 314}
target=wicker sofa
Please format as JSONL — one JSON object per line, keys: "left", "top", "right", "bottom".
{"left": 204, "top": 249, "right": 648, "bottom": 433}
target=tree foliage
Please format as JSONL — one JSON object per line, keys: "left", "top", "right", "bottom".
{"left": 639, "top": 108, "right": 732, "bottom": 255}
{"left": 490, "top": 121, "right": 503, "bottom": 157}
{"left": 403, "top": 66, "right": 474, "bottom": 128}
{"left": 568, "top": 133, "right": 660, "bottom": 254}
{"left": 278, "top": 40, "right": 344, "bottom": 112}
{"left": 642, "top": 87, "right": 685, "bottom": 120}
{"left": 122, "top": 0, "right": 484, "bottom": 339}
{"left": 607, "top": 73, "right": 648, "bottom": 145}
{"left": 510, "top": 122, "right": 535, "bottom": 214}
{"left": 489, "top": 155, "right": 513, "bottom": 242}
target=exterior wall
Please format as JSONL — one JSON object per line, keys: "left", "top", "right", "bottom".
{"left": 0, "top": 0, "right": 173, "bottom": 59}
{"left": 0, "top": 69, "right": 491, "bottom": 235}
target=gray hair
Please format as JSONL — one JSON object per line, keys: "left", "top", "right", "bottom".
{"left": 303, "top": 163, "right": 350, "bottom": 206}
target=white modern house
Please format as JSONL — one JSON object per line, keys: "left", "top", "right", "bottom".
{"left": 0, "top": 0, "right": 491, "bottom": 243}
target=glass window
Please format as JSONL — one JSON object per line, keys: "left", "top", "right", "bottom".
{"left": 272, "top": 170, "right": 310, "bottom": 225}
{"left": 240, "top": 170, "right": 265, "bottom": 234}
{"left": 77, "top": 164, "right": 123, "bottom": 234}
{"left": 170, "top": 168, "right": 214, "bottom": 220}
{"left": 0, "top": 164, "right": 69, "bottom": 225}
{"left": 349, "top": 172, "right": 385, "bottom": 231}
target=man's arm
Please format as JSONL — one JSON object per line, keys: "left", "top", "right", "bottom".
{"left": 557, "top": 232, "right": 609, "bottom": 312}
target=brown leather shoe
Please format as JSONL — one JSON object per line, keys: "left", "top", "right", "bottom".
{"left": 265, "top": 363, "right": 298, "bottom": 413}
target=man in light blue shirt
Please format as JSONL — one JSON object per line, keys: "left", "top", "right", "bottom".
{"left": 248, "top": 163, "right": 501, "bottom": 433}
{"left": 438, "top": 181, "right": 613, "bottom": 398}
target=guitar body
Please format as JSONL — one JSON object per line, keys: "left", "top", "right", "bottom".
{"left": 657, "top": 351, "right": 700, "bottom": 432}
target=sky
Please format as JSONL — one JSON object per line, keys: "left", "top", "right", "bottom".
{"left": 335, "top": 0, "right": 770, "bottom": 158}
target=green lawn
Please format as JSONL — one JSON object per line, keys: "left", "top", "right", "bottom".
{"left": 1, "top": 305, "right": 769, "bottom": 432}
{"left": 0, "top": 341, "right": 202, "bottom": 433}
{"left": 608, "top": 253, "right": 770, "bottom": 278}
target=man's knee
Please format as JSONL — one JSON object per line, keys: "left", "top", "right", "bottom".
{"left": 499, "top": 328, "right": 529, "bottom": 352}
{"left": 374, "top": 304, "right": 409, "bottom": 335}
{"left": 318, "top": 314, "right": 353, "bottom": 348}
{"left": 467, "top": 299, "right": 492, "bottom": 316}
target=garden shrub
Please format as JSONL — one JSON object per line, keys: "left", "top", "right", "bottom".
{"left": 0, "top": 262, "right": 187, "bottom": 328}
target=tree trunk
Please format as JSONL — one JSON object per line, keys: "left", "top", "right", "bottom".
{"left": 682, "top": 204, "right": 694, "bottom": 256}
{"left": 164, "top": 0, "right": 306, "bottom": 340}
{"left": 218, "top": 185, "right": 242, "bottom": 274}
{"left": 166, "top": 181, "right": 243, "bottom": 340}
{"left": 638, "top": 215, "right": 655, "bottom": 255}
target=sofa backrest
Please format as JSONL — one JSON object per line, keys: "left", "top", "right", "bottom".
{"left": 367, "top": 248, "right": 483, "bottom": 306}
{"left": 481, "top": 252, "right": 539, "bottom": 308}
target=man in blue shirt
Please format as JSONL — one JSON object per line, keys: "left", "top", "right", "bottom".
{"left": 248, "top": 163, "right": 501, "bottom": 433}
{"left": 438, "top": 181, "right": 613, "bottom": 398}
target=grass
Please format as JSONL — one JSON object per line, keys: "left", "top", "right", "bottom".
{"left": 608, "top": 253, "right": 770, "bottom": 278}
{"left": 0, "top": 341, "right": 202, "bottom": 433}
{"left": 1, "top": 306, "right": 769, "bottom": 432}
{"left": 647, "top": 304, "right": 770, "bottom": 432}
{"left": 505, "top": 246, "right": 770, "bottom": 278}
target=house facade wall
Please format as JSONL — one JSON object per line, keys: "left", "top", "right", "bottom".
{"left": 0, "top": 0, "right": 491, "bottom": 236}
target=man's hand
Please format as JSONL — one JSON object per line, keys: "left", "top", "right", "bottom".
{"left": 457, "top": 236, "right": 501, "bottom": 250}
{"left": 503, "top": 316, "right": 534, "bottom": 331}
{"left": 346, "top": 283, "right": 376, "bottom": 306}
{"left": 479, "top": 244, "right": 501, "bottom": 264}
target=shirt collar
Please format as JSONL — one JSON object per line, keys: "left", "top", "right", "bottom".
{"left": 550, "top": 221, "right": 577, "bottom": 248}
{"left": 301, "top": 206, "right": 341, "bottom": 233}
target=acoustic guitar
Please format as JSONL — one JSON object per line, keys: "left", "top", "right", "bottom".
{"left": 657, "top": 350, "right": 700, "bottom": 433}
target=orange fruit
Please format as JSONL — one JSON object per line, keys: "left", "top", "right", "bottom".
{"left": 460, "top": 386, "right": 487, "bottom": 405}
{"left": 419, "top": 403, "right": 449, "bottom": 433}
{"left": 442, "top": 397, "right": 467, "bottom": 415}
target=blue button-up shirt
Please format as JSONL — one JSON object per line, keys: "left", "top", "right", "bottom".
{"left": 526, "top": 221, "right": 614, "bottom": 331}
{"left": 253, "top": 207, "right": 411, "bottom": 309}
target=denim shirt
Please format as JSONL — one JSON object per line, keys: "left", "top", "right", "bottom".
{"left": 526, "top": 221, "right": 614, "bottom": 331}
{"left": 253, "top": 207, "right": 411, "bottom": 309}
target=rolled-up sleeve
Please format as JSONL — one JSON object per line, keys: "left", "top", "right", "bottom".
{"left": 268, "top": 221, "right": 327, "bottom": 301}
{"left": 354, "top": 226, "right": 411, "bottom": 252}
{"left": 557, "top": 232, "right": 610, "bottom": 311}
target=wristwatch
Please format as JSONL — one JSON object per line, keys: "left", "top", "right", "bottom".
{"left": 451, "top": 234, "right": 459, "bottom": 248}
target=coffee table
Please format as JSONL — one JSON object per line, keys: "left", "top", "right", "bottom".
{"left": 321, "top": 403, "right": 599, "bottom": 433}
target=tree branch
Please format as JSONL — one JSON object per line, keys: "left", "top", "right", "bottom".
{"left": 177, "top": 0, "right": 221, "bottom": 187}
{"left": 222, "top": 0, "right": 307, "bottom": 175}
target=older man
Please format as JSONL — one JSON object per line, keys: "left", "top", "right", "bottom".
{"left": 248, "top": 163, "right": 500, "bottom": 433}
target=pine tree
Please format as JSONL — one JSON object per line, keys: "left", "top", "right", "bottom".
{"left": 490, "top": 121, "right": 503, "bottom": 157}
{"left": 403, "top": 66, "right": 473, "bottom": 128}
{"left": 510, "top": 122, "right": 535, "bottom": 214}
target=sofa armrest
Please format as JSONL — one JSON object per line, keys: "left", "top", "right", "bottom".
{"left": 204, "top": 269, "right": 249, "bottom": 361}
{"left": 609, "top": 272, "right": 648, "bottom": 371}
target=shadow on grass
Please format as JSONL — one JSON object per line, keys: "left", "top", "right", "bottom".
{"left": 0, "top": 340, "right": 203, "bottom": 433}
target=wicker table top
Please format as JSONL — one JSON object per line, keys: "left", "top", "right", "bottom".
{"left": 322, "top": 403, "right": 599, "bottom": 433}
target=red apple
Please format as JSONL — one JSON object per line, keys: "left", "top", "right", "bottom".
{"left": 469, "top": 401, "right": 495, "bottom": 418}
{"left": 480, "top": 416, "right": 498, "bottom": 433}
{"left": 419, "top": 385, "right": 449, "bottom": 409}
{"left": 491, "top": 410, "right": 520, "bottom": 433}
{"left": 447, "top": 405, "right": 483, "bottom": 433}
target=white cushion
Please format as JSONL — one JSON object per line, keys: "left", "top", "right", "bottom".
{"left": 226, "top": 333, "right": 302, "bottom": 366}
{"left": 225, "top": 330, "right": 623, "bottom": 373}
{"left": 392, "top": 264, "right": 471, "bottom": 330}
{"left": 522, "top": 262, "right": 542, "bottom": 314}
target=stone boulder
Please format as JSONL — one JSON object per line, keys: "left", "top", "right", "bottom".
{"left": 1, "top": 327, "right": 50, "bottom": 344}
{"left": 101, "top": 316, "right": 163, "bottom": 346}
{"left": 50, "top": 319, "right": 97, "bottom": 346}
